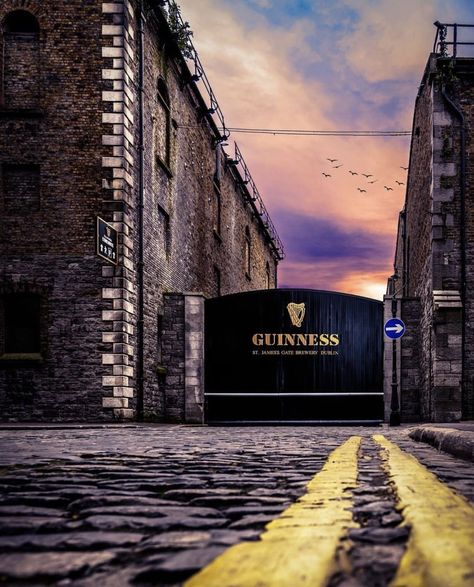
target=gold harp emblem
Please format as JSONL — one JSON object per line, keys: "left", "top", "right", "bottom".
{"left": 287, "top": 302, "right": 305, "bottom": 327}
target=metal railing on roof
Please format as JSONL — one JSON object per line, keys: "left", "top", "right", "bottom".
{"left": 158, "top": 0, "right": 284, "bottom": 260}
{"left": 433, "top": 21, "right": 474, "bottom": 58}
{"left": 158, "top": 0, "right": 230, "bottom": 143}
{"left": 226, "top": 142, "right": 285, "bottom": 260}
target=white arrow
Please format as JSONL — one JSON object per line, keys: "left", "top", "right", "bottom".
{"left": 386, "top": 324, "right": 404, "bottom": 334}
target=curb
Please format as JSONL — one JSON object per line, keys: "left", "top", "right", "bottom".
{"left": 408, "top": 427, "right": 474, "bottom": 462}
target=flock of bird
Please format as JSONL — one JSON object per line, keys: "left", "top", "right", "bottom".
{"left": 321, "top": 158, "right": 408, "bottom": 193}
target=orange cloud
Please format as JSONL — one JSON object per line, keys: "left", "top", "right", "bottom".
{"left": 176, "top": 0, "right": 450, "bottom": 298}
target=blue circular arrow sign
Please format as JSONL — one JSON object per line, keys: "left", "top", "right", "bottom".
{"left": 384, "top": 318, "right": 406, "bottom": 339}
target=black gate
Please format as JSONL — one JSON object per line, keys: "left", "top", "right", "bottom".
{"left": 204, "top": 289, "right": 384, "bottom": 424}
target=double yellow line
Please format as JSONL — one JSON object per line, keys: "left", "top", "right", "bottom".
{"left": 185, "top": 436, "right": 474, "bottom": 587}
{"left": 186, "top": 437, "right": 360, "bottom": 587}
{"left": 375, "top": 435, "right": 474, "bottom": 587}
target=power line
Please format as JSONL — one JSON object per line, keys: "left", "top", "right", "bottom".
{"left": 222, "top": 127, "right": 411, "bottom": 137}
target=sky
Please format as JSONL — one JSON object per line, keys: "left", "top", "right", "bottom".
{"left": 178, "top": 0, "right": 473, "bottom": 299}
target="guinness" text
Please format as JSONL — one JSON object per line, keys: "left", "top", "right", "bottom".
{"left": 252, "top": 333, "right": 340, "bottom": 347}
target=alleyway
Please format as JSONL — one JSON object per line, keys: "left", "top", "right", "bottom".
{"left": 0, "top": 425, "right": 473, "bottom": 586}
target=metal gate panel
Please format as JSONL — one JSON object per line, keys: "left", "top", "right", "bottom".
{"left": 205, "top": 289, "right": 383, "bottom": 423}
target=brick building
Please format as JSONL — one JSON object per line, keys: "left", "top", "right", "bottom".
{"left": 0, "top": 0, "right": 283, "bottom": 422}
{"left": 384, "top": 23, "right": 474, "bottom": 423}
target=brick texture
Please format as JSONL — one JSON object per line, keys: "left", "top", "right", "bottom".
{"left": 0, "top": 0, "right": 280, "bottom": 422}
{"left": 388, "top": 53, "right": 474, "bottom": 422}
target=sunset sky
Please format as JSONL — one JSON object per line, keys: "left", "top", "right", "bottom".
{"left": 178, "top": 0, "right": 473, "bottom": 299}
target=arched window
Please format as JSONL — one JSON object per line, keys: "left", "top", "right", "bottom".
{"left": 265, "top": 261, "right": 271, "bottom": 289}
{"left": 155, "top": 77, "right": 171, "bottom": 171}
{"left": 1, "top": 10, "right": 40, "bottom": 109}
{"left": 244, "top": 226, "right": 251, "bottom": 278}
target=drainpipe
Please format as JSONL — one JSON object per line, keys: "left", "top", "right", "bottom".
{"left": 137, "top": 0, "right": 145, "bottom": 420}
{"left": 441, "top": 85, "right": 467, "bottom": 418}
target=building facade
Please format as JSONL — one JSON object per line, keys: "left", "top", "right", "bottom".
{"left": 384, "top": 25, "right": 474, "bottom": 422}
{"left": 0, "top": 0, "right": 283, "bottom": 422}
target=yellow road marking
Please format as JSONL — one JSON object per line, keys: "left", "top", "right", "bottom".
{"left": 185, "top": 436, "right": 361, "bottom": 587}
{"left": 374, "top": 435, "right": 474, "bottom": 587}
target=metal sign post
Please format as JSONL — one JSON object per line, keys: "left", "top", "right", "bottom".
{"left": 384, "top": 309, "right": 405, "bottom": 426}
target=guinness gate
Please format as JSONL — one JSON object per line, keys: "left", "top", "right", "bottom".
{"left": 205, "top": 289, "right": 383, "bottom": 423}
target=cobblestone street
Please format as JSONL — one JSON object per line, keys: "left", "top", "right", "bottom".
{"left": 0, "top": 425, "right": 473, "bottom": 586}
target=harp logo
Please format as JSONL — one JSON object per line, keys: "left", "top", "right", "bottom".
{"left": 287, "top": 302, "right": 305, "bottom": 328}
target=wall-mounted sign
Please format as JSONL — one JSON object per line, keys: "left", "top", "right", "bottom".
{"left": 96, "top": 217, "right": 118, "bottom": 265}
{"left": 384, "top": 318, "right": 405, "bottom": 339}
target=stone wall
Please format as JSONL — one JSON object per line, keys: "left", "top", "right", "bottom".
{"left": 0, "top": 0, "right": 110, "bottom": 421}
{"left": 400, "top": 298, "right": 421, "bottom": 422}
{"left": 387, "top": 52, "right": 474, "bottom": 422}
{"left": 0, "top": 0, "right": 281, "bottom": 422}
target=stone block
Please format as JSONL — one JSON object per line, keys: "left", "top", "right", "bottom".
{"left": 102, "top": 3, "right": 124, "bottom": 14}
{"left": 103, "top": 397, "right": 129, "bottom": 408}
{"left": 113, "top": 408, "right": 135, "bottom": 419}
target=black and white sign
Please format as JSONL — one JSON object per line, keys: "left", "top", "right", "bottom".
{"left": 96, "top": 217, "right": 118, "bottom": 265}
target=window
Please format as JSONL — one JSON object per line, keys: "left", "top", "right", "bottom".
{"left": 244, "top": 226, "right": 251, "bottom": 278}
{"left": 2, "top": 164, "right": 40, "bottom": 213}
{"left": 265, "top": 261, "right": 271, "bottom": 289}
{"left": 1, "top": 295, "right": 41, "bottom": 355}
{"left": 1, "top": 10, "right": 40, "bottom": 109}
{"left": 214, "top": 146, "right": 222, "bottom": 186}
{"left": 213, "top": 183, "right": 222, "bottom": 237}
{"left": 213, "top": 266, "right": 221, "bottom": 297}
{"left": 155, "top": 78, "right": 171, "bottom": 172}
{"left": 158, "top": 205, "right": 171, "bottom": 255}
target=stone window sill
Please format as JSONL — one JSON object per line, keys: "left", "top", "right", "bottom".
{"left": 156, "top": 155, "right": 173, "bottom": 179}
{"left": 0, "top": 108, "right": 44, "bottom": 119}
{"left": 0, "top": 353, "right": 43, "bottom": 364}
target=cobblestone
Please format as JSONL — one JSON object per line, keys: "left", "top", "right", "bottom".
{"left": 0, "top": 425, "right": 472, "bottom": 586}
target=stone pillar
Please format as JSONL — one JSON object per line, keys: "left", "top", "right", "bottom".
{"left": 400, "top": 298, "right": 421, "bottom": 421}
{"left": 162, "top": 293, "right": 205, "bottom": 424}
{"left": 184, "top": 294, "right": 205, "bottom": 424}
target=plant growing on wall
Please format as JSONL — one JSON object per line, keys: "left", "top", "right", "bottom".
{"left": 165, "top": 1, "right": 194, "bottom": 59}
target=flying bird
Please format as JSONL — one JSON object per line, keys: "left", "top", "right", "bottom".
{"left": 396, "top": 181, "right": 405, "bottom": 185}
{"left": 384, "top": 186, "right": 393, "bottom": 191}
{"left": 368, "top": 180, "right": 378, "bottom": 184}
{"left": 322, "top": 173, "right": 331, "bottom": 178}
{"left": 327, "top": 158, "right": 338, "bottom": 163}
{"left": 362, "top": 173, "right": 373, "bottom": 178}
{"left": 333, "top": 164, "right": 343, "bottom": 168}
{"left": 357, "top": 188, "right": 367, "bottom": 193}
{"left": 349, "top": 170, "right": 358, "bottom": 175}
{"left": 400, "top": 166, "right": 408, "bottom": 170}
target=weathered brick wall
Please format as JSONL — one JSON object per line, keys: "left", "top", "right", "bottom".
{"left": 389, "top": 54, "right": 473, "bottom": 422}
{"left": 400, "top": 298, "right": 421, "bottom": 421}
{"left": 0, "top": 0, "right": 280, "bottom": 422}
{"left": 0, "top": 0, "right": 111, "bottom": 421}
{"left": 138, "top": 6, "right": 279, "bottom": 420}
{"left": 161, "top": 293, "right": 185, "bottom": 421}
{"left": 455, "top": 64, "right": 474, "bottom": 419}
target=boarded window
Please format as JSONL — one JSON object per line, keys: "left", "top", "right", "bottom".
{"left": 158, "top": 205, "right": 171, "bottom": 255}
{"left": 214, "top": 183, "right": 221, "bottom": 236}
{"left": 213, "top": 266, "right": 221, "bottom": 297}
{"left": 155, "top": 78, "right": 171, "bottom": 170}
{"left": 245, "top": 226, "right": 251, "bottom": 278}
{"left": 1, "top": 10, "right": 40, "bottom": 109}
{"left": 2, "top": 164, "right": 40, "bottom": 213}
{"left": 2, "top": 294, "right": 41, "bottom": 354}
